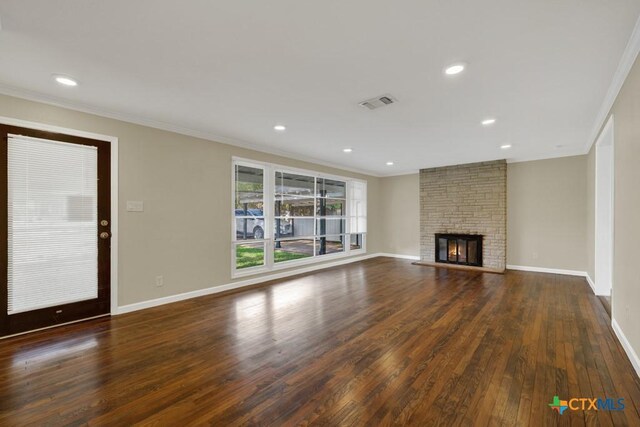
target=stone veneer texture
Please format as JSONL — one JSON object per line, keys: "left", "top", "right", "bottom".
{"left": 420, "top": 160, "right": 507, "bottom": 269}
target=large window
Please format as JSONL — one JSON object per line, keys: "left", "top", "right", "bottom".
{"left": 232, "top": 159, "right": 366, "bottom": 275}
{"left": 233, "top": 164, "right": 266, "bottom": 270}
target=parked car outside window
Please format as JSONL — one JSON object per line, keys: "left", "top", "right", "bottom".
{"left": 235, "top": 209, "right": 290, "bottom": 239}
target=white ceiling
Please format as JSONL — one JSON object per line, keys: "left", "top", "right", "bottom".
{"left": 0, "top": 1, "right": 639, "bottom": 176}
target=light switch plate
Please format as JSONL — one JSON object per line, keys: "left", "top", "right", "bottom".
{"left": 126, "top": 200, "right": 144, "bottom": 212}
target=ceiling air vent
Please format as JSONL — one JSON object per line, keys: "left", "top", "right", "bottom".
{"left": 359, "top": 94, "right": 397, "bottom": 110}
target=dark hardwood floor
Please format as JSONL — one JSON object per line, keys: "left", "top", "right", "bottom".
{"left": 599, "top": 295, "right": 612, "bottom": 319}
{"left": 1, "top": 257, "right": 639, "bottom": 426}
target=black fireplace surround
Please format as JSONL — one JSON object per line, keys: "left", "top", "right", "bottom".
{"left": 435, "top": 234, "right": 483, "bottom": 267}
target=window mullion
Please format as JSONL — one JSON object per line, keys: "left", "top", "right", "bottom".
{"left": 313, "top": 176, "right": 317, "bottom": 257}
{"left": 265, "top": 164, "right": 274, "bottom": 269}
{"left": 348, "top": 180, "right": 353, "bottom": 254}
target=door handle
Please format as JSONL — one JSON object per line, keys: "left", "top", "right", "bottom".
{"left": 99, "top": 231, "right": 111, "bottom": 240}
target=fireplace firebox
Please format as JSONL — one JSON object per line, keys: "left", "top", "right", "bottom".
{"left": 435, "top": 234, "right": 483, "bottom": 267}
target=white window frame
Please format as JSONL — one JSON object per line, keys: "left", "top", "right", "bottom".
{"left": 232, "top": 157, "right": 366, "bottom": 278}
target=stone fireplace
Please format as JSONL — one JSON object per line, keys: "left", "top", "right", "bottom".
{"left": 420, "top": 160, "right": 506, "bottom": 270}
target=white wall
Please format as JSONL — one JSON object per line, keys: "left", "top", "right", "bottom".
{"left": 506, "top": 156, "right": 588, "bottom": 272}
{"left": 378, "top": 174, "right": 420, "bottom": 257}
{"left": 605, "top": 53, "right": 640, "bottom": 374}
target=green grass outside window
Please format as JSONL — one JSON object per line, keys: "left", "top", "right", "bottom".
{"left": 236, "top": 245, "right": 311, "bottom": 269}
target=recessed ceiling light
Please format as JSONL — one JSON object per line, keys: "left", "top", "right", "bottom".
{"left": 444, "top": 63, "right": 466, "bottom": 75}
{"left": 53, "top": 75, "right": 78, "bottom": 87}
{"left": 343, "top": 148, "right": 353, "bottom": 153}
{"left": 482, "top": 118, "right": 496, "bottom": 126}
{"left": 501, "top": 144, "right": 512, "bottom": 149}
{"left": 386, "top": 161, "right": 394, "bottom": 166}
{"left": 273, "top": 125, "right": 286, "bottom": 131}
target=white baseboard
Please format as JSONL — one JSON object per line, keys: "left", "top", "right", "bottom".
{"left": 376, "top": 253, "right": 420, "bottom": 261}
{"left": 508, "top": 267, "right": 609, "bottom": 298}
{"left": 116, "top": 252, "right": 411, "bottom": 315}
{"left": 612, "top": 318, "right": 640, "bottom": 379}
{"left": 506, "top": 264, "right": 587, "bottom": 277}
{"left": 585, "top": 274, "right": 596, "bottom": 294}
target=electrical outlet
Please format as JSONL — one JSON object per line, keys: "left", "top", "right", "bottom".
{"left": 155, "top": 275, "right": 164, "bottom": 287}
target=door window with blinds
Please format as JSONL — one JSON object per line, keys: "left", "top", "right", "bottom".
{"left": 1, "top": 124, "right": 111, "bottom": 337}
{"left": 232, "top": 158, "right": 366, "bottom": 276}
{"left": 7, "top": 136, "right": 98, "bottom": 313}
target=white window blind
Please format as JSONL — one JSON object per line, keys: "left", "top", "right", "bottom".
{"left": 7, "top": 135, "right": 98, "bottom": 315}
{"left": 349, "top": 180, "right": 367, "bottom": 233}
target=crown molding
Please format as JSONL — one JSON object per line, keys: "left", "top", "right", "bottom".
{"left": 586, "top": 14, "right": 640, "bottom": 153}
{"left": 506, "top": 149, "right": 588, "bottom": 164}
{"left": 377, "top": 169, "right": 420, "bottom": 177}
{"left": 0, "top": 83, "right": 382, "bottom": 178}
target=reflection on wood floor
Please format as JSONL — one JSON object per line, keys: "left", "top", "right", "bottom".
{"left": 1, "top": 257, "right": 639, "bottom": 425}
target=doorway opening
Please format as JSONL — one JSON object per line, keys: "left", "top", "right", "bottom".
{"left": 595, "top": 115, "right": 614, "bottom": 298}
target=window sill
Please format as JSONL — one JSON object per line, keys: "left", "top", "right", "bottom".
{"left": 232, "top": 249, "right": 367, "bottom": 279}
{"left": 231, "top": 265, "right": 270, "bottom": 279}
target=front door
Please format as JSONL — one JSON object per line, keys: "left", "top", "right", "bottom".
{"left": 0, "top": 124, "right": 111, "bottom": 337}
